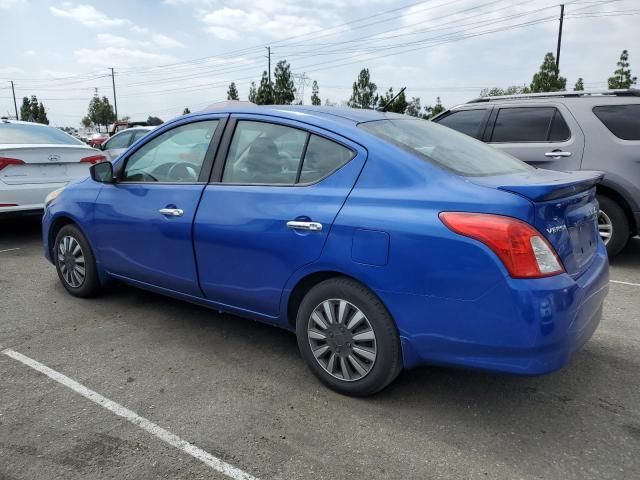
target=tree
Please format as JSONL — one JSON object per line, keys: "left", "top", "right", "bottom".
{"left": 378, "top": 87, "right": 408, "bottom": 113}
{"left": 310, "top": 80, "right": 321, "bottom": 106}
{"left": 182, "top": 107, "right": 191, "bottom": 115}
{"left": 272, "top": 60, "right": 296, "bottom": 104}
{"left": 81, "top": 116, "right": 92, "bottom": 128}
{"left": 574, "top": 78, "right": 584, "bottom": 91}
{"left": 348, "top": 68, "right": 378, "bottom": 109}
{"left": 29, "top": 95, "right": 39, "bottom": 122}
{"left": 248, "top": 81, "right": 257, "bottom": 103}
{"left": 430, "top": 97, "right": 445, "bottom": 118}
{"left": 405, "top": 97, "right": 422, "bottom": 117}
{"left": 324, "top": 98, "right": 336, "bottom": 107}
{"left": 608, "top": 50, "right": 637, "bottom": 89}
{"left": 227, "top": 82, "right": 239, "bottom": 101}
{"left": 255, "top": 71, "right": 274, "bottom": 105}
{"left": 19, "top": 97, "right": 31, "bottom": 121}
{"left": 88, "top": 96, "right": 115, "bottom": 132}
{"left": 146, "top": 116, "right": 163, "bottom": 126}
{"left": 36, "top": 102, "right": 49, "bottom": 125}
{"left": 530, "top": 52, "right": 566, "bottom": 92}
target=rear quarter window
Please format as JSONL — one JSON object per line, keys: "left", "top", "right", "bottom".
{"left": 0, "top": 123, "right": 83, "bottom": 145}
{"left": 593, "top": 104, "right": 640, "bottom": 140}
{"left": 359, "top": 119, "right": 533, "bottom": 177}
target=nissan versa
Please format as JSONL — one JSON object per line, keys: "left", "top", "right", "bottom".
{"left": 42, "top": 105, "right": 609, "bottom": 396}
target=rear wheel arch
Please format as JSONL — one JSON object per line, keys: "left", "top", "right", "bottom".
{"left": 286, "top": 271, "right": 395, "bottom": 331}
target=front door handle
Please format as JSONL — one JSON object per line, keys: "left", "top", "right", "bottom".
{"left": 159, "top": 208, "right": 184, "bottom": 217}
{"left": 545, "top": 150, "right": 572, "bottom": 158}
{"left": 287, "top": 220, "right": 323, "bottom": 232}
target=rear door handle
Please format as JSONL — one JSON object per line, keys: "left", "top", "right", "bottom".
{"left": 159, "top": 208, "right": 184, "bottom": 217}
{"left": 545, "top": 151, "right": 572, "bottom": 158}
{"left": 287, "top": 221, "right": 323, "bottom": 231}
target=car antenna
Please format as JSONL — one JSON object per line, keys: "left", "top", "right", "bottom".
{"left": 376, "top": 87, "right": 407, "bottom": 112}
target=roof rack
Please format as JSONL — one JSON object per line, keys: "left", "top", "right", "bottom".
{"left": 467, "top": 88, "right": 640, "bottom": 103}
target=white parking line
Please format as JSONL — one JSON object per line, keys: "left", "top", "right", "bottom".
{"left": 610, "top": 280, "right": 640, "bottom": 287}
{"left": 0, "top": 247, "right": 20, "bottom": 254}
{"left": 2, "top": 348, "right": 261, "bottom": 480}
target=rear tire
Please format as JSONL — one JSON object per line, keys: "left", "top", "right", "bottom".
{"left": 296, "top": 277, "right": 403, "bottom": 396}
{"left": 597, "top": 195, "right": 629, "bottom": 257}
{"left": 54, "top": 224, "right": 101, "bottom": 297}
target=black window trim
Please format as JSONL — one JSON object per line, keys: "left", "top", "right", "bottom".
{"left": 209, "top": 116, "right": 357, "bottom": 188}
{"left": 115, "top": 115, "right": 228, "bottom": 185}
{"left": 487, "top": 105, "right": 572, "bottom": 144}
{"left": 592, "top": 104, "right": 640, "bottom": 141}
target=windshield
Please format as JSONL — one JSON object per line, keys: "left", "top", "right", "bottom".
{"left": 0, "top": 123, "right": 84, "bottom": 145}
{"left": 359, "top": 118, "right": 533, "bottom": 176}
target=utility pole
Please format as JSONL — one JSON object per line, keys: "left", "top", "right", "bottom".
{"left": 9, "top": 81, "right": 18, "bottom": 120}
{"left": 556, "top": 4, "right": 565, "bottom": 69}
{"left": 266, "top": 46, "right": 272, "bottom": 93}
{"left": 110, "top": 67, "right": 118, "bottom": 121}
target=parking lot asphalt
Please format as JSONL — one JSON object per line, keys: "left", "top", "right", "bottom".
{"left": 1, "top": 216, "right": 639, "bottom": 480}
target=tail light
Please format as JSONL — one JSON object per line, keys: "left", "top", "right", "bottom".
{"left": 0, "top": 157, "right": 25, "bottom": 171}
{"left": 439, "top": 212, "right": 564, "bottom": 279}
{"left": 80, "top": 154, "right": 107, "bottom": 164}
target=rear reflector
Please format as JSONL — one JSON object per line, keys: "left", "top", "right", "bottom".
{"left": 0, "top": 203, "right": 19, "bottom": 207}
{"left": 0, "top": 157, "right": 25, "bottom": 171}
{"left": 80, "top": 154, "right": 107, "bottom": 164}
{"left": 439, "top": 212, "right": 564, "bottom": 279}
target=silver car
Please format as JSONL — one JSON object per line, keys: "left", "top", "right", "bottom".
{"left": 432, "top": 89, "right": 640, "bottom": 256}
{"left": 0, "top": 119, "right": 104, "bottom": 216}
{"left": 99, "top": 126, "right": 154, "bottom": 162}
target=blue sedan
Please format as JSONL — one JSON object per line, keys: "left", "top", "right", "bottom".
{"left": 42, "top": 105, "right": 609, "bottom": 396}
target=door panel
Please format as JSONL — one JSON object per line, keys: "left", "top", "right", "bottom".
{"left": 488, "top": 104, "right": 584, "bottom": 171}
{"left": 91, "top": 116, "right": 226, "bottom": 295}
{"left": 92, "top": 184, "right": 205, "bottom": 295}
{"left": 194, "top": 117, "right": 366, "bottom": 317}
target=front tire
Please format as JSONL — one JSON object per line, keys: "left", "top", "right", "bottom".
{"left": 597, "top": 195, "right": 629, "bottom": 257}
{"left": 296, "top": 277, "right": 402, "bottom": 396}
{"left": 54, "top": 224, "right": 100, "bottom": 297}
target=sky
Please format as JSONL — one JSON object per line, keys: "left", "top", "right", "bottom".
{"left": 0, "top": 0, "right": 639, "bottom": 127}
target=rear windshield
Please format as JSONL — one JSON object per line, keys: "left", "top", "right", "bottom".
{"left": 592, "top": 104, "right": 640, "bottom": 140}
{"left": 0, "top": 123, "right": 83, "bottom": 145}
{"left": 359, "top": 118, "right": 533, "bottom": 176}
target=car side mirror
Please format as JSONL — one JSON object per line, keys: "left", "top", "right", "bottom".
{"left": 90, "top": 161, "right": 114, "bottom": 183}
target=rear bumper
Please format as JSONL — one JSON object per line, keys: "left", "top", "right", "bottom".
{"left": 0, "top": 181, "right": 67, "bottom": 213}
{"left": 382, "top": 242, "right": 610, "bottom": 374}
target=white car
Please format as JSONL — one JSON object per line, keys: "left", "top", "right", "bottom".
{"left": 0, "top": 119, "right": 106, "bottom": 216}
{"left": 99, "top": 126, "right": 154, "bottom": 162}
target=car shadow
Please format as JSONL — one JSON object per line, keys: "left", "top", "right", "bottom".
{"left": 609, "top": 236, "right": 640, "bottom": 268}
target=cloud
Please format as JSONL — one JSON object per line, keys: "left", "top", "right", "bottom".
{"left": 97, "top": 33, "right": 133, "bottom": 47}
{"left": 152, "top": 33, "right": 185, "bottom": 48}
{"left": 24, "top": 49, "right": 36, "bottom": 56}
{"left": 74, "top": 47, "right": 175, "bottom": 67}
{"left": 50, "top": 3, "right": 131, "bottom": 28}
{"left": 0, "top": 66, "right": 25, "bottom": 76}
{"left": 199, "top": 5, "right": 335, "bottom": 41}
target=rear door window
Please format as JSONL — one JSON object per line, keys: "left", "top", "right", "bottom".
{"left": 435, "top": 109, "right": 488, "bottom": 138}
{"left": 490, "top": 107, "right": 570, "bottom": 142}
{"left": 593, "top": 104, "right": 640, "bottom": 140}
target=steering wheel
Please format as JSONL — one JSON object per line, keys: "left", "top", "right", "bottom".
{"left": 167, "top": 162, "right": 198, "bottom": 181}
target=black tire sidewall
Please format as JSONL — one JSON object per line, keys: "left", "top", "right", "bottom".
{"left": 296, "top": 277, "right": 402, "bottom": 396}
{"left": 54, "top": 224, "right": 100, "bottom": 297}
{"left": 597, "top": 195, "right": 629, "bottom": 257}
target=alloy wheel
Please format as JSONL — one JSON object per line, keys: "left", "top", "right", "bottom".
{"left": 598, "top": 209, "right": 613, "bottom": 245}
{"left": 307, "top": 299, "right": 377, "bottom": 382}
{"left": 57, "top": 235, "right": 86, "bottom": 288}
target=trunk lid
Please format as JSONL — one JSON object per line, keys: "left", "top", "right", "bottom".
{"left": 471, "top": 169, "right": 604, "bottom": 277}
{"left": 0, "top": 145, "right": 99, "bottom": 185}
